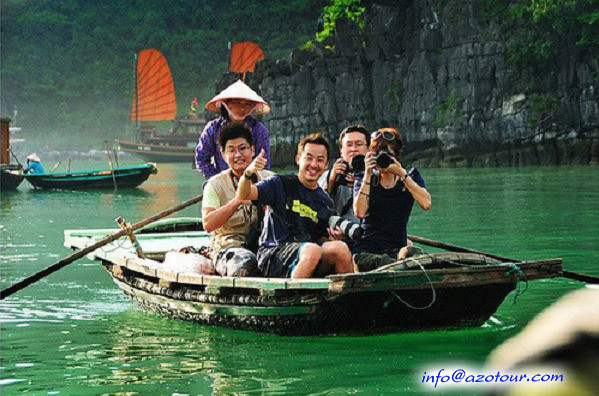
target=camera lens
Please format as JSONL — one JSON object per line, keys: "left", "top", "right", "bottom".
{"left": 350, "top": 155, "right": 365, "bottom": 172}
{"left": 376, "top": 152, "right": 392, "bottom": 168}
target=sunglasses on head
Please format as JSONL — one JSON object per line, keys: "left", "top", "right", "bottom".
{"left": 373, "top": 130, "right": 399, "bottom": 141}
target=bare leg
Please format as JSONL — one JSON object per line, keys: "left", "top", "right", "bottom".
{"left": 321, "top": 241, "right": 353, "bottom": 275}
{"left": 291, "top": 243, "right": 322, "bottom": 278}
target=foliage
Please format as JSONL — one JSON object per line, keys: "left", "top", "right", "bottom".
{"left": 479, "top": 0, "right": 598, "bottom": 89}
{"left": 385, "top": 81, "right": 404, "bottom": 112}
{"left": 527, "top": 93, "right": 558, "bottom": 128}
{"left": 315, "top": 0, "right": 365, "bottom": 43}
{"left": 435, "top": 90, "right": 466, "bottom": 128}
{"left": 0, "top": 0, "right": 326, "bottom": 149}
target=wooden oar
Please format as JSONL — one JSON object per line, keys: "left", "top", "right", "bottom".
{"left": 8, "top": 147, "right": 23, "bottom": 168}
{"left": 408, "top": 234, "right": 599, "bottom": 284}
{"left": 0, "top": 194, "right": 203, "bottom": 300}
{"left": 105, "top": 140, "right": 118, "bottom": 191}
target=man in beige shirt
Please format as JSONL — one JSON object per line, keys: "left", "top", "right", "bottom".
{"left": 201, "top": 123, "right": 273, "bottom": 276}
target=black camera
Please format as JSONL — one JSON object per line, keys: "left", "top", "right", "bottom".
{"left": 332, "top": 155, "right": 366, "bottom": 188}
{"left": 376, "top": 150, "right": 393, "bottom": 169}
{"left": 328, "top": 215, "right": 363, "bottom": 240}
{"left": 350, "top": 154, "right": 365, "bottom": 172}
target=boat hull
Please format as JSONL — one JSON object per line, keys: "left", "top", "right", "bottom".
{"left": 24, "top": 164, "right": 157, "bottom": 190}
{"left": 110, "top": 270, "right": 514, "bottom": 335}
{"left": 117, "top": 140, "right": 195, "bottom": 163}
{"left": 1, "top": 165, "right": 24, "bottom": 190}
{"left": 64, "top": 221, "right": 563, "bottom": 336}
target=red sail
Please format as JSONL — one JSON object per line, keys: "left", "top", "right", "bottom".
{"left": 229, "top": 42, "right": 265, "bottom": 74}
{"left": 130, "top": 49, "right": 177, "bottom": 122}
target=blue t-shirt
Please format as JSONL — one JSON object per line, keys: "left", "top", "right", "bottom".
{"left": 256, "top": 175, "right": 334, "bottom": 247}
{"left": 353, "top": 168, "right": 426, "bottom": 253}
{"left": 24, "top": 162, "right": 44, "bottom": 174}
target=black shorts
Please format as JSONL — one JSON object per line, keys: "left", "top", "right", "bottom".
{"left": 257, "top": 242, "right": 307, "bottom": 278}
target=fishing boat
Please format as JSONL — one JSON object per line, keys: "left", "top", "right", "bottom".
{"left": 25, "top": 163, "right": 157, "bottom": 190}
{"left": 64, "top": 217, "right": 563, "bottom": 336}
{"left": 1, "top": 117, "right": 24, "bottom": 190}
{"left": 116, "top": 49, "right": 204, "bottom": 163}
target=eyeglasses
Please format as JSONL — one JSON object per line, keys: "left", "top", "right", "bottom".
{"left": 224, "top": 145, "right": 251, "bottom": 155}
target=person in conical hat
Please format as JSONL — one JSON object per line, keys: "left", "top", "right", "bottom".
{"left": 195, "top": 80, "right": 271, "bottom": 179}
{"left": 24, "top": 153, "right": 44, "bottom": 174}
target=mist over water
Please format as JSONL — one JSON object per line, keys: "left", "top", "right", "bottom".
{"left": 1, "top": 161, "right": 596, "bottom": 394}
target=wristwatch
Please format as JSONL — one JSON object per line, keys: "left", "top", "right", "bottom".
{"left": 399, "top": 173, "right": 410, "bottom": 183}
{"left": 244, "top": 170, "right": 255, "bottom": 180}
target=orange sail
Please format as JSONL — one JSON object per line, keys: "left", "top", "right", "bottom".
{"left": 229, "top": 42, "right": 265, "bottom": 74}
{"left": 130, "top": 49, "right": 177, "bottom": 122}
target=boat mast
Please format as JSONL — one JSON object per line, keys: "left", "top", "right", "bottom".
{"left": 133, "top": 52, "right": 139, "bottom": 140}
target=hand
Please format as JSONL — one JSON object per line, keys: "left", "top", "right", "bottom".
{"left": 328, "top": 158, "right": 347, "bottom": 187}
{"left": 364, "top": 152, "right": 377, "bottom": 175}
{"left": 345, "top": 172, "right": 355, "bottom": 186}
{"left": 327, "top": 226, "right": 345, "bottom": 241}
{"left": 384, "top": 157, "right": 405, "bottom": 177}
{"left": 246, "top": 148, "right": 267, "bottom": 175}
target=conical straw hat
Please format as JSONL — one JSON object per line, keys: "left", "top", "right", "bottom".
{"left": 27, "top": 153, "right": 41, "bottom": 162}
{"left": 205, "top": 80, "right": 270, "bottom": 116}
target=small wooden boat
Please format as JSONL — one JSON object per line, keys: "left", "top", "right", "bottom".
{"left": 25, "top": 163, "right": 157, "bottom": 190}
{"left": 1, "top": 164, "right": 24, "bottom": 190}
{"left": 64, "top": 218, "right": 563, "bottom": 335}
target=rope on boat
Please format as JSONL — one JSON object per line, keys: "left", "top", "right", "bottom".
{"left": 390, "top": 258, "right": 437, "bottom": 310}
{"left": 504, "top": 264, "right": 529, "bottom": 304}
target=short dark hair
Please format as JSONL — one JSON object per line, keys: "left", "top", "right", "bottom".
{"left": 298, "top": 132, "right": 330, "bottom": 160}
{"left": 339, "top": 124, "right": 370, "bottom": 147}
{"left": 218, "top": 122, "right": 253, "bottom": 151}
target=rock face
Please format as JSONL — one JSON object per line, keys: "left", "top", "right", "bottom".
{"left": 216, "top": 0, "right": 599, "bottom": 167}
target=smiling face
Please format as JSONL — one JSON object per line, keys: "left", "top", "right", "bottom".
{"left": 296, "top": 143, "right": 329, "bottom": 187}
{"left": 221, "top": 137, "right": 255, "bottom": 176}
{"left": 341, "top": 131, "right": 369, "bottom": 162}
{"left": 223, "top": 99, "right": 256, "bottom": 121}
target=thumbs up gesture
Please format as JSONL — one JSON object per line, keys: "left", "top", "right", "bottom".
{"left": 246, "top": 148, "right": 267, "bottom": 176}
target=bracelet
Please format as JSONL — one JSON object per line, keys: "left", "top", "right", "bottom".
{"left": 244, "top": 170, "right": 255, "bottom": 180}
{"left": 360, "top": 192, "right": 370, "bottom": 197}
{"left": 363, "top": 181, "right": 370, "bottom": 185}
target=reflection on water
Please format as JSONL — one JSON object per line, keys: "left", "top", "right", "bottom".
{"left": 1, "top": 164, "right": 596, "bottom": 394}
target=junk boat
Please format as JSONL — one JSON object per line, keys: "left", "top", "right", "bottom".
{"left": 64, "top": 217, "right": 563, "bottom": 335}
{"left": 1, "top": 118, "right": 24, "bottom": 190}
{"left": 116, "top": 49, "right": 204, "bottom": 163}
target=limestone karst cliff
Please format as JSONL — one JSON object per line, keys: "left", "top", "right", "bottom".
{"left": 216, "top": 0, "right": 598, "bottom": 167}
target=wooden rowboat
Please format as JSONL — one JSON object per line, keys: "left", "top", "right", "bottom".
{"left": 25, "top": 163, "right": 157, "bottom": 190}
{"left": 64, "top": 218, "right": 563, "bottom": 335}
{"left": 1, "top": 164, "right": 24, "bottom": 190}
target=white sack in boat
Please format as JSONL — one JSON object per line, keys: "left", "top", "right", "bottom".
{"left": 163, "top": 251, "right": 215, "bottom": 275}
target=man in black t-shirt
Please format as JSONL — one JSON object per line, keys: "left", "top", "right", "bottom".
{"left": 237, "top": 133, "right": 353, "bottom": 278}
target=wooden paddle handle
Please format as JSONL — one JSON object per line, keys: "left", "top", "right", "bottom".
{"left": 116, "top": 216, "right": 145, "bottom": 258}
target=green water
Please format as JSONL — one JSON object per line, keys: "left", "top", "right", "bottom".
{"left": 1, "top": 161, "right": 597, "bottom": 395}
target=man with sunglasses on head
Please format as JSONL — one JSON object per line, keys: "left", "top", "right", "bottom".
{"left": 318, "top": 125, "right": 370, "bottom": 225}
{"left": 352, "top": 128, "right": 432, "bottom": 271}
{"left": 202, "top": 123, "right": 274, "bottom": 277}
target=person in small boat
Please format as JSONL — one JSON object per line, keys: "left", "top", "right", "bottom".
{"left": 352, "top": 128, "right": 431, "bottom": 271}
{"left": 23, "top": 153, "right": 44, "bottom": 174}
{"left": 202, "top": 123, "right": 274, "bottom": 277}
{"left": 195, "top": 80, "right": 271, "bottom": 180}
{"left": 318, "top": 124, "right": 369, "bottom": 224}
{"left": 237, "top": 133, "right": 354, "bottom": 278}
